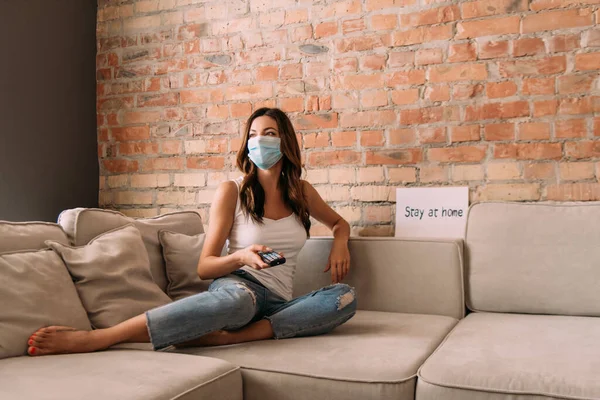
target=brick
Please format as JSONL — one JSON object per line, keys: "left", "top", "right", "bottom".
{"left": 465, "top": 101, "right": 530, "bottom": 121}
{"left": 462, "top": 0, "right": 527, "bottom": 18}
{"left": 558, "top": 74, "right": 595, "bottom": 94}
{"left": 565, "top": 141, "right": 600, "bottom": 159}
{"left": 386, "top": 70, "right": 426, "bottom": 86}
{"left": 575, "top": 52, "right": 600, "bottom": 71}
{"left": 103, "top": 159, "right": 139, "bottom": 173}
{"left": 361, "top": 91, "right": 388, "bottom": 108}
{"left": 334, "top": 74, "right": 385, "bottom": 90}
{"left": 391, "top": 88, "right": 420, "bottom": 105}
{"left": 548, "top": 34, "right": 580, "bottom": 53}
{"left": 306, "top": 62, "right": 330, "bottom": 77}
{"left": 558, "top": 97, "right": 593, "bottom": 115}
{"left": 494, "top": 143, "right": 562, "bottom": 160}
{"left": 500, "top": 56, "right": 566, "bottom": 77}
{"left": 418, "top": 127, "right": 446, "bottom": 144}
{"left": 358, "top": 167, "right": 385, "bottom": 183}
{"left": 407, "top": 106, "right": 460, "bottom": 125}
{"left": 332, "top": 93, "right": 359, "bottom": 109}
{"left": 475, "top": 184, "right": 541, "bottom": 201}
{"left": 336, "top": 206, "right": 361, "bottom": 222}
{"left": 519, "top": 122, "right": 551, "bottom": 140}
{"left": 342, "top": 18, "right": 366, "bottom": 34}
{"left": 555, "top": 119, "right": 587, "bottom": 138}
{"left": 456, "top": 16, "right": 520, "bottom": 39}
{"left": 131, "top": 174, "right": 170, "bottom": 188}
{"left": 583, "top": 29, "right": 600, "bottom": 47}
{"left": 281, "top": 63, "right": 304, "bottom": 79}
{"left": 429, "top": 64, "right": 488, "bottom": 82}
{"left": 256, "top": 66, "right": 279, "bottom": 81}
{"left": 484, "top": 123, "right": 515, "bottom": 141}
{"left": 479, "top": 40, "right": 510, "bottom": 59}
{"left": 453, "top": 83, "right": 484, "bottom": 100}
{"left": 143, "top": 157, "right": 184, "bottom": 171}
{"left": 524, "top": 162, "right": 555, "bottom": 179}
{"left": 350, "top": 186, "right": 394, "bottom": 202}
{"left": 400, "top": 5, "right": 460, "bottom": 27}
{"left": 547, "top": 183, "right": 600, "bottom": 201}
{"left": 559, "top": 162, "right": 595, "bottom": 180}
{"left": 157, "top": 191, "right": 197, "bottom": 205}
{"left": 522, "top": 78, "right": 555, "bottom": 95}
{"left": 138, "top": 92, "right": 179, "bottom": 107}
{"left": 305, "top": 169, "right": 328, "bottom": 184}
{"left": 295, "top": 113, "right": 339, "bottom": 130}
{"left": 332, "top": 131, "right": 357, "bottom": 147}
{"left": 363, "top": 205, "right": 393, "bottom": 223}
{"left": 111, "top": 126, "right": 150, "bottom": 141}
{"left": 416, "top": 48, "right": 443, "bottom": 65}
{"left": 197, "top": 189, "right": 217, "bottom": 204}
{"left": 114, "top": 191, "right": 153, "bottom": 205}
{"left": 187, "top": 156, "right": 225, "bottom": 170}
{"left": 329, "top": 168, "right": 356, "bottom": 184}
{"left": 226, "top": 85, "right": 273, "bottom": 101}
{"left": 522, "top": 9, "right": 593, "bottom": 34}
{"left": 486, "top": 81, "right": 517, "bottom": 99}
{"left": 334, "top": 58, "right": 358, "bottom": 73}
{"left": 452, "top": 165, "right": 484, "bottom": 181}
{"left": 448, "top": 42, "right": 477, "bottom": 62}
{"left": 595, "top": 118, "right": 600, "bottom": 137}
{"left": 388, "top": 167, "right": 417, "bottom": 183}
{"left": 185, "top": 139, "right": 227, "bottom": 154}
{"left": 124, "top": 15, "right": 161, "bottom": 32}
{"left": 388, "top": 51, "right": 415, "bottom": 68}
{"left": 309, "top": 151, "right": 361, "bottom": 166}
{"left": 366, "top": 149, "right": 422, "bottom": 165}
{"left": 340, "top": 110, "right": 396, "bottom": 128}
{"left": 428, "top": 146, "right": 487, "bottom": 163}
{"left": 361, "top": 54, "right": 387, "bottom": 71}
{"left": 279, "top": 97, "right": 304, "bottom": 113}
{"left": 513, "top": 38, "right": 545, "bottom": 57}
{"left": 315, "top": 22, "right": 338, "bottom": 38}
{"left": 371, "top": 14, "right": 397, "bottom": 31}
{"left": 487, "top": 162, "right": 521, "bottom": 180}
{"left": 366, "top": 0, "right": 416, "bottom": 11}
{"left": 107, "top": 175, "right": 128, "bottom": 188}
{"left": 361, "top": 131, "right": 385, "bottom": 146}
{"left": 119, "top": 142, "right": 159, "bottom": 155}
{"left": 285, "top": 9, "right": 308, "bottom": 24}
{"left": 420, "top": 165, "right": 448, "bottom": 183}
{"left": 451, "top": 125, "right": 481, "bottom": 142}
{"left": 304, "top": 132, "right": 329, "bottom": 148}
{"left": 531, "top": 0, "right": 600, "bottom": 11}
{"left": 392, "top": 25, "right": 452, "bottom": 46}
{"left": 181, "top": 89, "right": 223, "bottom": 105}
{"left": 389, "top": 129, "right": 416, "bottom": 145}
{"left": 424, "top": 85, "right": 450, "bottom": 102}
{"left": 206, "top": 105, "right": 229, "bottom": 119}
{"left": 161, "top": 140, "right": 182, "bottom": 154}
{"left": 336, "top": 35, "right": 388, "bottom": 52}
{"left": 534, "top": 100, "right": 558, "bottom": 117}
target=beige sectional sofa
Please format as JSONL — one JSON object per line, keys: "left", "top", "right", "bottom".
{"left": 0, "top": 202, "right": 597, "bottom": 400}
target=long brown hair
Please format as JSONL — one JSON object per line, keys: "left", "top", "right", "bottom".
{"left": 236, "top": 108, "right": 311, "bottom": 237}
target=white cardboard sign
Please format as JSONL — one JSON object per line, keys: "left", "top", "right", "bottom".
{"left": 395, "top": 187, "right": 469, "bottom": 239}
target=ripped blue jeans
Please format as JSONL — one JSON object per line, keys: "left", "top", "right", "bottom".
{"left": 146, "top": 270, "right": 357, "bottom": 350}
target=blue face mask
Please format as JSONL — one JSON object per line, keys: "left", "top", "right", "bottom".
{"left": 247, "top": 136, "right": 283, "bottom": 170}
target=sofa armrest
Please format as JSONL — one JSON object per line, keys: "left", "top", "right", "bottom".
{"left": 294, "top": 237, "right": 465, "bottom": 320}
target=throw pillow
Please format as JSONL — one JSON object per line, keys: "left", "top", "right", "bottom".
{"left": 159, "top": 230, "right": 211, "bottom": 300}
{"left": 46, "top": 224, "right": 172, "bottom": 329}
{"left": 0, "top": 249, "right": 91, "bottom": 359}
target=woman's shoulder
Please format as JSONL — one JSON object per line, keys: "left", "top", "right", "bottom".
{"left": 213, "top": 180, "right": 240, "bottom": 207}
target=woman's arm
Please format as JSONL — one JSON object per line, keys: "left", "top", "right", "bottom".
{"left": 303, "top": 181, "right": 351, "bottom": 283}
{"left": 197, "top": 181, "right": 270, "bottom": 280}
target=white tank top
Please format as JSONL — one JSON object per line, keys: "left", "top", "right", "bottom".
{"left": 227, "top": 177, "right": 308, "bottom": 300}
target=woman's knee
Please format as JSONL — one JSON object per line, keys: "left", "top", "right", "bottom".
{"left": 219, "top": 283, "right": 257, "bottom": 328}
{"left": 331, "top": 283, "right": 357, "bottom": 314}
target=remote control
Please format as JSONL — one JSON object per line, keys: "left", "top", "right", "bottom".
{"left": 258, "top": 251, "right": 286, "bottom": 267}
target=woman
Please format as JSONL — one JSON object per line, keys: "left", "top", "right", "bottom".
{"left": 27, "top": 108, "right": 356, "bottom": 356}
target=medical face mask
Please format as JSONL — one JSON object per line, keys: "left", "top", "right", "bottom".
{"left": 247, "top": 136, "right": 283, "bottom": 170}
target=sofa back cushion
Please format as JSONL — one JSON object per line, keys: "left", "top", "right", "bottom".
{"left": 0, "top": 221, "right": 69, "bottom": 252}
{"left": 57, "top": 208, "right": 204, "bottom": 292}
{"left": 465, "top": 202, "right": 600, "bottom": 316}
{"left": 0, "top": 249, "right": 91, "bottom": 359}
{"left": 295, "top": 237, "right": 465, "bottom": 320}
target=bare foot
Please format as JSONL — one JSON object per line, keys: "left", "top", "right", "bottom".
{"left": 27, "top": 326, "right": 110, "bottom": 356}
{"left": 176, "top": 330, "right": 234, "bottom": 348}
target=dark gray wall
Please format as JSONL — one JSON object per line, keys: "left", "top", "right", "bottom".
{"left": 0, "top": 1, "right": 98, "bottom": 222}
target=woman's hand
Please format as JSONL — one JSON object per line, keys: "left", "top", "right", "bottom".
{"left": 324, "top": 241, "right": 350, "bottom": 283}
{"left": 236, "top": 244, "right": 272, "bottom": 270}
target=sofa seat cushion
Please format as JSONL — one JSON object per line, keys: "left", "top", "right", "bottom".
{"left": 176, "top": 310, "right": 458, "bottom": 400}
{"left": 418, "top": 312, "right": 600, "bottom": 400}
{"left": 0, "top": 350, "right": 241, "bottom": 400}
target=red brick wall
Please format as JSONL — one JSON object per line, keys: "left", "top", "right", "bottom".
{"left": 97, "top": 0, "right": 600, "bottom": 235}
